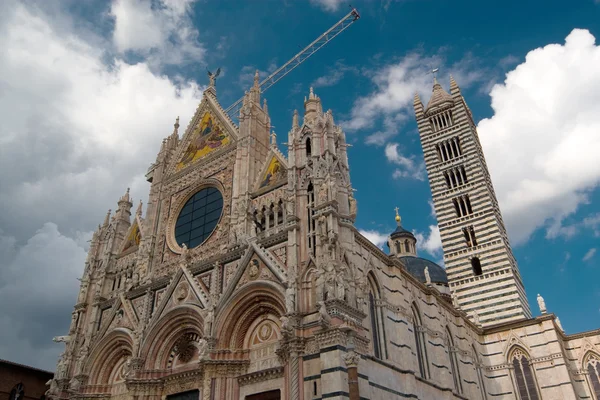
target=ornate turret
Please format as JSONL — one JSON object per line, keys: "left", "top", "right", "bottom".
{"left": 387, "top": 208, "right": 417, "bottom": 257}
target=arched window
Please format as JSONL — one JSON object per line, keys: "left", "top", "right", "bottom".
{"left": 472, "top": 345, "right": 487, "bottom": 400}
{"left": 412, "top": 304, "right": 429, "bottom": 378}
{"left": 471, "top": 257, "right": 483, "bottom": 276}
{"left": 9, "top": 383, "right": 24, "bottom": 400}
{"left": 446, "top": 327, "right": 462, "bottom": 394}
{"left": 510, "top": 348, "right": 540, "bottom": 400}
{"left": 395, "top": 241, "right": 401, "bottom": 253}
{"left": 306, "top": 138, "right": 312, "bottom": 158}
{"left": 368, "top": 273, "right": 385, "bottom": 359}
{"left": 307, "top": 183, "right": 316, "bottom": 256}
{"left": 585, "top": 352, "right": 600, "bottom": 399}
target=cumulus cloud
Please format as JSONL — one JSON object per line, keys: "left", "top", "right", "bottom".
{"left": 583, "top": 248, "right": 597, "bottom": 262}
{"left": 110, "top": 0, "right": 205, "bottom": 67}
{"left": 478, "top": 29, "right": 600, "bottom": 244}
{"left": 414, "top": 225, "right": 442, "bottom": 257}
{"left": 309, "top": 0, "right": 345, "bottom": 12}
{"left": 359, "top": 229, "right": 388, "bottom": 248}
{"left": 385, "top": 143, "right": 426, "bottom": 180}
{"left": 0, "top": 1, "right": 203, "bottom": 369}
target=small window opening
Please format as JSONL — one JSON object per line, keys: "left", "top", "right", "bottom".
{"left": 313, "top": 381, "right": 317, "bottom": 396}
{"left": 471, "top": 257, "right": 482, "bottom": 276}
{"left": 306, "top": 138, "right": 312, "bottom": 158}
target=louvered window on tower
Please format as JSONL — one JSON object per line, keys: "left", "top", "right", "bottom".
{"left": 443, "top": 166, "right": 468, "bottom": 189}
{"left": 429, "top": 110, "right": 453, "bottom": 132}
{"left": 463, "top": 226, "right": 477, "bottom": 247}
{"left": 436, "top": 137, "right": 462, "bottom": 162}
{"left": 452, "top": 195, "right": 473, "bottom": 218}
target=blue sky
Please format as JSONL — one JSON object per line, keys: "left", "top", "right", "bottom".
{"left": 0, "top": 0, "right": 599, "bottom": 370}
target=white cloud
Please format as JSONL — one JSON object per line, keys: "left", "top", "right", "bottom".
{"left": 414, "top": 225, "right": 442, "bottom": 257}
{"left": 238, "top": 62, "right": 277, "bottom": 89}
{"left": 311, "top": 61, "right": 358, "bottom": 88}
{"left": 583, "top": 248, "right": 596, "bottom": 262}
{"left": 0, "top": 1, "right": 203, "bottom": 369}
{"left": 341, "top": 53, "right": 436, "bottom": 143}
{"left": 385, "top": 143, "right": 426, "bottom": 180}
{"left": 310, "top": 0, "right": 345, "bottom": 12}
{"left": 110, "top": 0, "right": 205, "bottom": 67}
{"left": 359, "top": 229, "right": 388, "bottom": 248}
{"left": 478, "top": 29, "right": 600, "bottom": 244}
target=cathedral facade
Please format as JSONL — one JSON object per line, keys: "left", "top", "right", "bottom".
{"left": 46, "top": 72, "right": 600, "bottom": 400}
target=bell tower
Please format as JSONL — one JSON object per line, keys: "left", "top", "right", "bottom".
{"left": 414, "top": 77, "right": 531, "bottom": 326}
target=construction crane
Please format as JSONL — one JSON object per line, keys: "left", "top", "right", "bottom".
{"left": 225, "top": 8, "right": 360, "bottom": 120}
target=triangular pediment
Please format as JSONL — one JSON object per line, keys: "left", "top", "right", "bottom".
{"left": 218, "top": 243, "right": 287, "bottom": 310}
{"left": 120, "top": 219, "right": 141, "bottom": 254}
{"left": 168, "top": 90, "right": 239, "bottom": 175}
{"left": 147, "top": 266, "right": 208, "bottom": 328}
{"left": 254, "top": 151, "right": 288, "bottom": 192}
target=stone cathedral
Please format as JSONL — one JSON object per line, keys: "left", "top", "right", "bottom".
{"left": 47, "top": 72, "right": 600, "bottom": 400}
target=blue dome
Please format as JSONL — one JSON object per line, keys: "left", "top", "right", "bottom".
{"left": 400, "top": 256, "right": 448, "bottom": 284}
{"left": 390, "top": 224, "right": 415, "bottom": 239}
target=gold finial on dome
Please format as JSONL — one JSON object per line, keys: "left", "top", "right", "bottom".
{"left": 394, "top": 206, "right": 401, "bottom": 225}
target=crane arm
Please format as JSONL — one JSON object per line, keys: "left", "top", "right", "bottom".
{"left": 225, "top": 8, "right": 360, "bottom": 120}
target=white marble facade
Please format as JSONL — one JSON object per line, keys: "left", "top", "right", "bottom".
{"left": 46, "top": 75, "right": 600, "bottom": 400}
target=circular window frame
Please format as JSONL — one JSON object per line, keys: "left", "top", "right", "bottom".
{"left": 166, "top": 179, "right": 226, "bottom": 254}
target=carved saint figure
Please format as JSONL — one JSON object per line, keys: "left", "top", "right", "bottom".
{"left": 196, "top": 338, "right": 209, "bottom": 360}
{"left": 537, "top": 293, "right": 547, "bottom": 314}
{"left": 348, "top": 195, "right": 357, "bottom": 215}
{"left": 204, "top": 308, "right": 214, "bottom": 337}
{"left": 424, "top": 266, "right": 431, "bottom": 285}
{"left": 285, "top": 281, "right": 296, "bottom": 314}
{"left": 318, "top": 181, "right": 328, "bottom": 203}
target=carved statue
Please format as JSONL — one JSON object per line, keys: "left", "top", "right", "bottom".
{"left": 132, "top": 272, "right": 139, "bottom": 287}
{"left": 317, "top": 301, "right": 330, "bottom": 324}
{"left": 451, "top": 293, "right": 459, "bottom": 309}
{"left": 207, "top": 67, "right": 221, "bottom": 87}
{"left": 318, "top": 181, "right": 328, "bottom": 203}
{"left": 537, "top": 293, "right": 547, "bottom": 314}
{"left": 471, "top": 311, "right": 480, "bottom": 326}
{"left": 69, "top": 377, "right": 81, "bottom": 392}
{"left": 348, "top": 195, "right": 357, "bottom": 215}
{"left": 180, "top": 243, "right": 190, "bottom": 263}
{"left": 55, "top": 353, "right": 68, "bottom": 379}
{"left": 53, "top": 335, "right": 71, "bottom": 343}
{"left": 285, "top": 281, "right": 296, "bottom": 314}
{"left": 424, "top": 266, "right": 431, "bottom": 285}
{"left": 196, "top": 338, "right": 209, "bottom": 360}
{"left": 335, "top": 269, "right": 347, "bottom": 300}
{"left": 77, "top": 280, "right": 88, "bottom": 304}
{"left": 45, "top": 379, "right": 58, "bottom": 397}
{"left": 204, "top": 308, "right": 214, "bottom": 337}
{"left": 280, "top": 315, "right": 291, "bottom": 332}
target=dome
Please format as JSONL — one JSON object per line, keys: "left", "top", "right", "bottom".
{"left": 424, "top": 82, "right": 454, "bottom": 115}
{"left": 400, "top": 256, "right": 448, "bottom": 284}
{"left": 390, "top": 224, "right": 415, "bottom": 239}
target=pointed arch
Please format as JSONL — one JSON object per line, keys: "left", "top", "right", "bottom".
{"left": 214, "top": 281, "right": 285, "bottom": 349}
{"left": 472, "top": 344, "right": 487, "bottom": 400}
{"left": 140, "top": 304, "right": 204, "bottom": 370}
{"left": 446, "top": 326, "right": 462, "bottom": 393}
{"left": 508, "top": 346, "right": 540, "bottom": 400}
{"left": 583, "top": 351, "right": 600, "bottom": 399}
{"left": 411, "top": 302, "right": 429, "bottom": 378}
{"left": 367, "top": 271, "right": 385, "bottom": 359}
{"left": 86, "top": 329, "right": 134, "bottom": 386}
{"left": 301, "top": 264, "right": 317, "bottom": 313}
